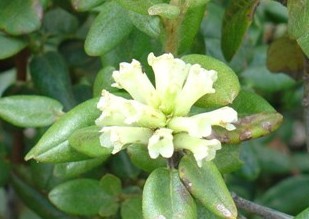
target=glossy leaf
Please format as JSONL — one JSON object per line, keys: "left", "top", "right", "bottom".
{"left": 69, "top": 126, "right": 111, "bottom": 157}
{"left": 213, "top": 144, "right": 243, "bottom": 174}
{"left": 0, "top": 0, "right": 43, "bottom": 35}
{"left": 182, "top": 54, "right": 240, "bottom": 108}
{"left": 115, "top": 0, "right": 162, "bottom": 15}
{"left": 0, "top": 95, "right": 63, "bottom": 127}
{"left": 259, "top": 175, "right": 309, "bottom": 214}
{"left": 25, "top": 97, "right": 100, "bottom": 161}
{"left": 53, "top": 157, "right": 106, "bottom": 179}
{"left": 267, "top": 36, "right": 304, "bottom": 77}
{"left": 30, "top": 52, "right": 76, "bottom": 110}
{"left": 128, "top": 11, "right": 161, "bottom": 38}
{"left": 0, "top": 34, "right": 27, "bottom": 59}
{"left": 179, "top": 155, "right": 237, "bottom": 219}
{"left": 71, "top": 0, "right": 105, "bottom": 12}
{"left": 11, "top": 173, "right": 74, "bottom": 219}
{"left": 127, "top": 144, "right": 166, "bottom": 172}
{"left": 143, "top": 168, "right": 197, "bottom": 219}
{"left": 85, "top": 1, "right": 133, "bottom": 56}
{"left": 121, "top": 197, "right": 143, "bottom": 219}
{"left": 221, "top": 0, "right": 259, "bottom": 61}
{"left": 49, "top": 179, "right": 108, "bottom": 216}
{"left": 288, "top": 0, "right": 309, "bottom": 57}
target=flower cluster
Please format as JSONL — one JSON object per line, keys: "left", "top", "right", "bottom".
{"left": 95, "top": 53, "right": 237, "bottom": 167}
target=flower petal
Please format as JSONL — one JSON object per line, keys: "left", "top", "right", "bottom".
{"left": 192, "top": 106, "right": 238, "bottom": 131}
{"left": 99, "top": 126, "right": 153, "bottom": 154}
{"left": 112, "top": 59, "right": 160, "bottom": 108}
{"left": 148, "top": 128, "right": 174, "bottom": 159}
{"left": 174, "top": 133, "right": 221, "bottom": 167}
{"left": 174, "top": 64, "right": 217, "bottom": 116}
{"left": 95, "top": 90, "right": 166, "bottom": 128}
{"left": 148, "top": 53, "right": 190, "bottom": 114}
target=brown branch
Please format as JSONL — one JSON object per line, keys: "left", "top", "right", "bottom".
{"left": 232, "top": 193, "right": 294, "bottom": 219}
{"left": 303, "top": 57, "right": 309, "bottom": 151}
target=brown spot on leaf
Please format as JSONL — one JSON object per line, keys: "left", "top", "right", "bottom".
{"left": 240, "top": 130, "right": 252, "bottom": 141}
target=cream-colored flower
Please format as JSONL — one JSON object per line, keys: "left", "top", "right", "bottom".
{"left": 96, "top": 53, "right": 238, "bottom": 166}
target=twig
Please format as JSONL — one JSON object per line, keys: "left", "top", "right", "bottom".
{"left": 232, "top": 193, "right": 294, "bottom": 219}
{"left": 303, "top": 57, "right": 309, "bottom": 151}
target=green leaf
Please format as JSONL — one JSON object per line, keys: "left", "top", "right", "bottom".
{"left": 128, "top": 11, "right": 161, "bottom": 38}
{"left": 197, "top": 200, "right": 222, "bottom": 219}
{"left": 53, "top": 157, "right": 106, "bottom": 179}
{"left": 100, "top": 174, "right": 122, "bottom": 196}
{"left": 85, "top": 1, "right": 133, "bottom": 56}
{"left": 43, "top": 8, "right": 79, "bottom": 35}
{"left": 267, "top": 36, "right": 304, "bottom": 77}
{"left": 212, "top": 112, "right": 283, "bottom": 144}
{"left": 30, "top": 163, "right": 60, "bottom": 191}
{"left": 25, "top": 97, "right": 100, "bottom": 161}
{"left": 11, "top": 173, "right": 74, "bottom": 219}
{"left": 179, "top": 155, "right": 237, "bottom": 219}
{"left": 148, "top": 4, "right": 180, "bottom": 19}
{"left": 121, "top": 197, "right": 143, "bottom": 219}
{"left": 143, "top": 168, "right": 197, "bottom": 219}
{"left": 115, "top": 0, "right": 162, "bottom": 15}
{"left": 30, "top": 52, "right": 77, "bottom": 110}
{"left": 213, "top": 144, "right": 243, "bottom": 174}
{"left": 0, "top": 33, "right": 27, "bottom": 59}
{"left": 0, "top": 0, "right": 43, "bottom": 35}
{"left": 259, "top": 175, "right": 309, "bottom": 215}
{"left": 93, "top": 66, "right": 118, "bottom": 96}
{"left": 221, "top": 0, "right": 259, "bottom": 61}
{"left": 71, "top": 0, "right": 105, "bottom": 12}
{"left": 69, "top": 126, "right": 112, "bottom": 157}
{"left": 296, "top": 207, "right": 309, "bottom": 219}
{"left": 288, "top": 0, "right": 309, "bottom": 57}
{"left": 49, "top": 179, "right": 108, "bottom": 216}
{"left": 231, "top": 90, "right": 275, "bottom": 116}
{"left": 0, "top": 95, "right": 63, "bottom": 127}
{"left": 127, "top": 144, "right": 166, "bottom": 172}
{"left": 182, "top": 54, "right": 240, "bottom": 108}
{"left": 178, "top": 4, "right": 206, "bottom": 54}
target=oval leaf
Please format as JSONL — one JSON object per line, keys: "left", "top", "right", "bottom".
{"left": 143, "top": 168, "right": 197, "bottom": 219}
{"left": 127, "top": 144, "right": 166, "bottom": 172}
{"left": 296, "top": 207, "right": 309, "bottom": 219}
{"left": 115, "top": 0, "right": 161, "bottom": 15}
{"left": 30, "top": 52, "right": 77, "bottom": 110}
{"left": 182, "top": 54, "right": 240, "bottom": 108}
{"left": 49, "top": 179, "right": 107, "bottom": 216}
{"left": 0, "top": 95, "right": 63, "bottom": 127}
{"left": 179, "top": 155, "right": 237, "bottom": 219}
{"left": 0, "top": 34, "right": 27, "bottom": 59}
{"left": 85, "top": 1, "right": 133, "bottom": 56}
{"left": 53, "top": 157, "right": 106, "bottom": 179}
{"left": 0, "top": 0, "right": 43, "bottom": 35}
{"left": 69, "top": 126, "right": 111, "bottom": 157}
{"left": 25, "top": 97, "right": 100, "bottom": 161}
{"left": 121, "top": 197, "right": 143, "bottom": 219}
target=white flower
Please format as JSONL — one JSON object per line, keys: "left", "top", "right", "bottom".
{"left": 168, "top": 106, "right": 237, "bottom": 138}
{"left": 112, "top": 59, "right": 160, "bottom": 108}
{"left": 95, "top": 90, "right": 166, "bottom": 129}
{"left": 96, "top": 53, "right": 238, "bottom": 166}
{"left": 148, "top": 128, "right": 174, "bottom": 159}
{"left": 173, "top": 133, "right": 221, "bottom": 167}
{"left": 174, "top": 64, "right": 217, "bottom": 116}
{"left": 148, "top": 52, "right": 190, "bottom": 114}
{"left": 99, "top": 126, "right": 153, "bottom": 154}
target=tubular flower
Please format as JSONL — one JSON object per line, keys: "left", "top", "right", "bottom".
{"left": 95, "top": 53, "right": 238, "bottom": 166}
